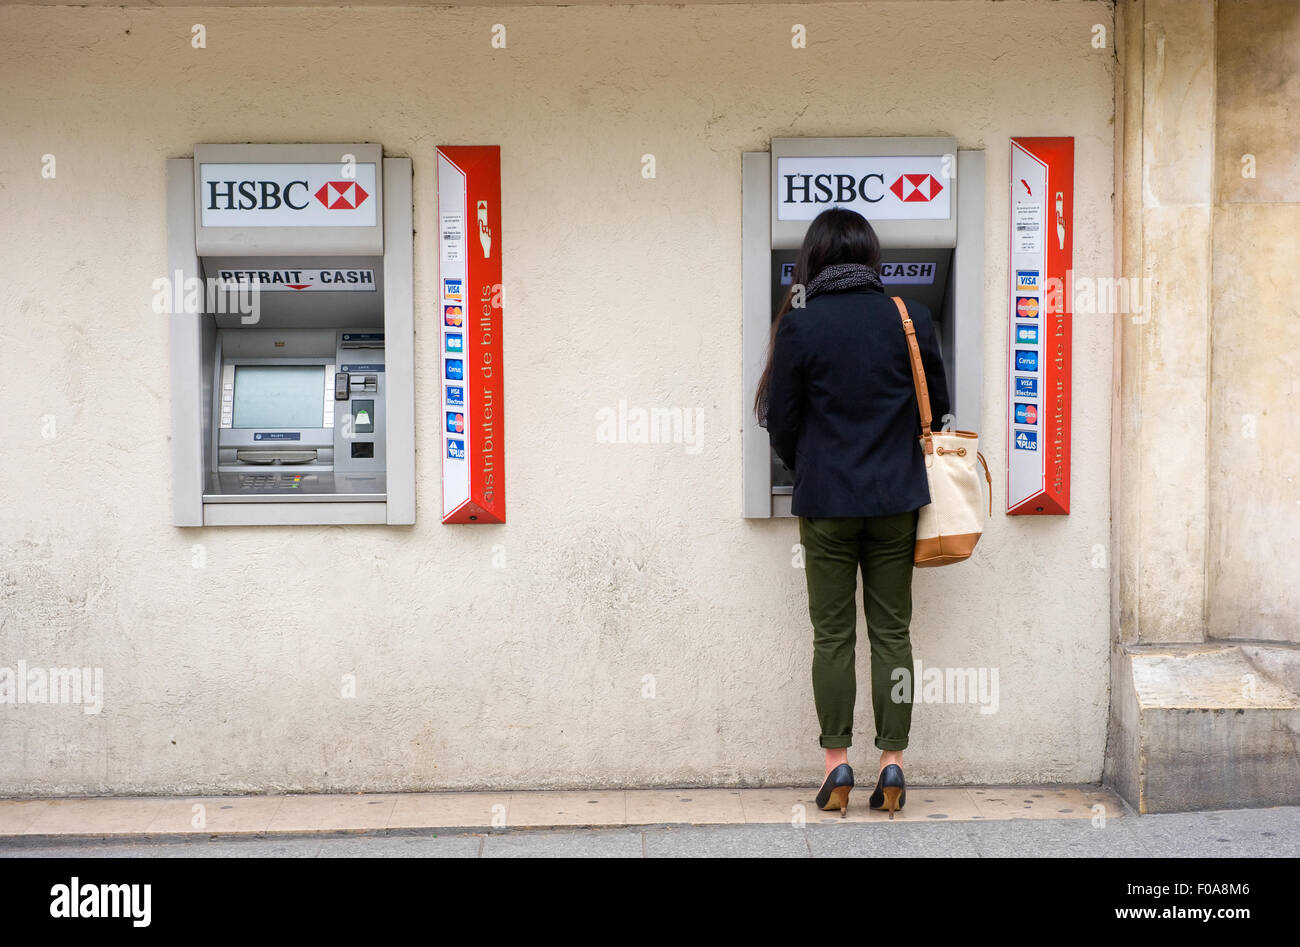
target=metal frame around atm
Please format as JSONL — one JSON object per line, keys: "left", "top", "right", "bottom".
{"left": 167, "top": 145, "right": 414, "bottom": 527}
{"left": 741, "top": 139, "right": 985, "bottom": 518}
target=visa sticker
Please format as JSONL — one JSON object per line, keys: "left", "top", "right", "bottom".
{"left": 443, "top": 278, "right": 463, "bottom": 301}
{"left": 1015, "top": 349, "right": 1039, "bottom": 372}
{"left": 446, "top": 438, "right": 466, "bottom": 460}
{"left": 1016, "top": 270, "right": 1039, "bottom": 293}
{"left": 445, "top": 384, "right": 465, "bottom": 408}
{"left": 1014, "top": 429, "right": 1038, "bottom": 451}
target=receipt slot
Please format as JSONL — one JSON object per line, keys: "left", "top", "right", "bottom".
{"left": 167, "top": 143, "right": 414, "bottom": 526}
{"left": 742, "top": 137, "right": 985, "bottom": 518}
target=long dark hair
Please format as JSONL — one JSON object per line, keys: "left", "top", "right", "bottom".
{"left": 754, "top": 207, "right": 882, "bottom": 423}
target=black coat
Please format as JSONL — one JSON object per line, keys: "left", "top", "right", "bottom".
{"left": 766, "top": 286, "right": 951, "bottom": 518}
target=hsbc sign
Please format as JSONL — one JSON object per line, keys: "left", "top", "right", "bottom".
{"left": 199, "top": 162, "right": 378, "bottom": 228}
{"left": 775, "top": 155, "right": 952, "bottom": 222}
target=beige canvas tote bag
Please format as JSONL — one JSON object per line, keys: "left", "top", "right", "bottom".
{"left": 892, "top": 297, "right": 992, "bottom": 566}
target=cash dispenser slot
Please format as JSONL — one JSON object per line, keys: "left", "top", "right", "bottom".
{"left": 236, "top": 450, "right": 318, "bottom": 465}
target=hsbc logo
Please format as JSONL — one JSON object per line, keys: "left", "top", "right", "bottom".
{"left": 889, "top": 173, "right": 944, "bottom": 203}
{"left": 782, "top": 171, "right": 944, "bottom": 206}
{"left": 206, "top": 179, "right": 370, "bottom": 211}
{"left": 774, "top": 154, "right": 952, "bottom": 222}
{"left": 314, "top": 181, "right": 369, "bottom": 210}
{"left": 199, "top": 161, "right": 378, "bottom": 228}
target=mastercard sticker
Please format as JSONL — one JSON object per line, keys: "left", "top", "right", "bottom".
{"left": 1016, "top": 296, "right": 1039, "bottom": 319}
{"left": 444, "top": 305, "right": 464, "bottom": 327}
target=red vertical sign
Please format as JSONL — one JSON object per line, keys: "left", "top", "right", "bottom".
{"left": 1007, "top": 137, "right": 1072, "bottom": 515}
{"left": 438, "top": 146, "right": 505, "bottom": 523}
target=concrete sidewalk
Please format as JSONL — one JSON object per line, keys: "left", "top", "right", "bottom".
{"left": 0, "top": 784, "right": 1123, "bottom": 838}
{"left": 2, "top": 784, "right": 1297, "bottom": 858}
{"left": 2, "top": 806, "right": 1298, "bottom": 858}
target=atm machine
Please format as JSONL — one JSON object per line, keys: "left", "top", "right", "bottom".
{"left": 166, "top": 143, "right": 415, "bottom": 526}
{"left": 742, "top": 136, "right": 985, "bottom": 517}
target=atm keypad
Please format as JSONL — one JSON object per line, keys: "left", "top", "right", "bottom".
{"left": 236, "top": 473, "right": 313, "bottom": 492}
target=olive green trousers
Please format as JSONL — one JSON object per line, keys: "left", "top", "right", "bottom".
{"left": 798, "top": 510, "right": 918, "bottom": 751}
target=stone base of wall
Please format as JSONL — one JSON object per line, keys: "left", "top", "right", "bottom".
{"left": 1105, "top": 643, "right": 1300, "bottom": 813}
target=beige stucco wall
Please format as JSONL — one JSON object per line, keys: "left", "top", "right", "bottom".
{"left": 0, "top": 1, "right": 1116, "bottom": 794}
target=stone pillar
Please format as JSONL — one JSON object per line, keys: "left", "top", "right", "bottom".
{"left": 1114, "top": 0, "right": 1216, "bottom": 647}
{"left": 1206, "top": 0, "right": 1300, "bottom": 643}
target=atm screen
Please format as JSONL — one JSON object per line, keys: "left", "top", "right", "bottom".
{"left": 232, "top": 365, "right": 324, "bottom": 429}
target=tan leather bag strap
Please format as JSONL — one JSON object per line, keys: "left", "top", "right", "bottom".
{"left": 976, "top": 451, "right": 992, "bottom": 516}
{"left": 893, "top": 296, "right": 934, "bottom": 455}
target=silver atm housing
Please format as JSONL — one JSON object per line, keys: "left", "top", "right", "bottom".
{"left": 167, "top": 143, "right": 415, "bottom": 526}
{"left": 741, "top": 137, "right": 985, "bottom": 518}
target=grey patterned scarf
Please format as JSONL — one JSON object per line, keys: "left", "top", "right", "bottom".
{"left": 804, "top": 262, "right": 884, "bottom": 299}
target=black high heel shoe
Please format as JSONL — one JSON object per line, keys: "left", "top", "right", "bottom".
{"left": 868, "top": 764, "right": 906, "bottom": 819}
{"left": 815, "top": 763, "right": 854, "bottom": 817}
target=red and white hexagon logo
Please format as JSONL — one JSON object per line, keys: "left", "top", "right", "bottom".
{"left": 889, "top": 173, "right": 944, "bottom": 203}
{"left": 314, "top": 181, "right": 370, "bottom": 210}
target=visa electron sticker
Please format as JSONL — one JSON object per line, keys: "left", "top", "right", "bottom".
{"left": 445, "top": 385, "right": 465, "bottom": 408}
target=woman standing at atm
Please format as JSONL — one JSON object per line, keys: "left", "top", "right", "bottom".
{"left": 755, "top": 207, "right": 951, "bottom": 818}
